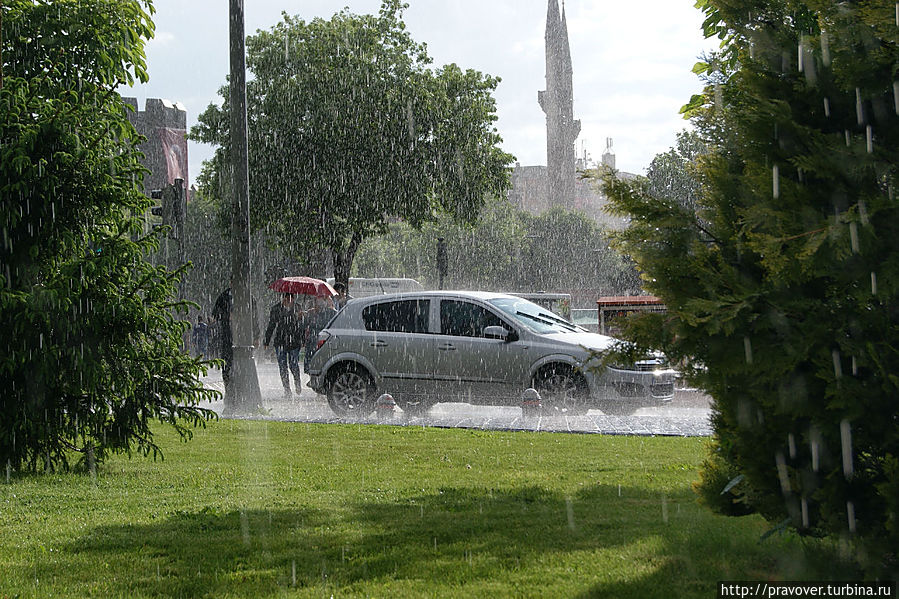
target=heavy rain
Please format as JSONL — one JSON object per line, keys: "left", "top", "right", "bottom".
{"left": 2, "top": 0, "right": 898, "bottom": 596}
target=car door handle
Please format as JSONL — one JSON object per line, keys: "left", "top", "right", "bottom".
{"left": 437, "top": 343, "right": 456, "bottom": 351}
{"left": 370, "top": 340, "right": 388, "bottom": 347}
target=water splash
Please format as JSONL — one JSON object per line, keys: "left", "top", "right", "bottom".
{"left": 810, "top": 426, "right": 821, "bottom": 472}
{"left": 775, "top": 451, "right": 791, "bottom": 495}
{"left": 772, "top": 165, "right": 780, "bottom": 199}
{"left": 855, "top": 88, "right": 864, "bottom": 125}
{"left": 840, "top": 419, "right": 853, "bottom": 479}
{"left": 240, "top": 509, "right": 250, "bottom": 546}
{"left": 566, "top": 496, "right": 576, "bottom": 530}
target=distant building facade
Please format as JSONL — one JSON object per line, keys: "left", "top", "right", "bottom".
{"left": 122, "top": 97, "right": 189, "bottom": 197}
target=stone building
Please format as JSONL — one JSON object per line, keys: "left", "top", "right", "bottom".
{"left": 122, "top": 97, "right": 189, "bottom": 197}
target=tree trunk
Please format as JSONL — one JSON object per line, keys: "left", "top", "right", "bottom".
{"left": 331, "top": 230, "right": 363, "bottom": 293}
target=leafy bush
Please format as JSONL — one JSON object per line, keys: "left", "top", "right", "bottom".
{"left": 1, "top": 0, "right": 217, "bottom": 471}
{"left": 692, "top": 440, "right": 753, "bottom": 518}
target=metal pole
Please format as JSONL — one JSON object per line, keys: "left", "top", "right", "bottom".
{"left": 226, "top": 0, "right": 262, "bottom": 415}
{"left": 436, "top": 237, "right": 446, "bottom": 290}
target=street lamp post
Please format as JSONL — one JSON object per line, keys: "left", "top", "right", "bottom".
{"left": 225, "top": 0, "right": 262, "bottom": 415}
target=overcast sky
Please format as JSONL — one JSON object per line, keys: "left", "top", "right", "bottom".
{"left": 125, "top": 0, "right": 718, "bottom": 186}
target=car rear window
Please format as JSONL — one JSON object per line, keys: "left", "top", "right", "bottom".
{"left": 362, "top": 299, "right": 430, "bottom": 333}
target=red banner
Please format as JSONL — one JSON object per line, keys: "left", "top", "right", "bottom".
{"left": 158, "top": 127, "right": 188, "bottom": 186}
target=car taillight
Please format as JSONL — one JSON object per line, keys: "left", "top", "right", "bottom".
{"left": 316, "top": 331, "right": 331, "bottom": 351}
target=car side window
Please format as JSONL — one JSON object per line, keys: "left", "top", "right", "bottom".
{"left": 362, "top": 299, "right": 430, "bottom": 333}
{"left": 440, "top": 300, "right": 505, "bottom": 338}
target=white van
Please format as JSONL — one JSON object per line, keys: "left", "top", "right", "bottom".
{"left": 327, "top": 277, "right": 424, "bottom": 299}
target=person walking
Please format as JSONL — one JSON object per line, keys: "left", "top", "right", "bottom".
{"left": 305, "top": 296, "right": 338, "bottom": 373}
{"left": 263, "top": 293, "right": 304, "bottom": 398}
{"left": 212, "top": 286, "right": 233, "bottom": 390}
{"left": 192, "top": 314, "right": 209, "bottom": 357}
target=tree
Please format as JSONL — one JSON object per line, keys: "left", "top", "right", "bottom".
{"left": 599, "top": 0, "right": 899, "bottom": 575}
{"left": 645, "top": 129, "right": 706, "bottom": 215}
{"left": 1, "top": 0, "right": 217, "bottom": 472}
{"left": 191, "top": 0, "right": 513, "bottom": 288}
{"left": 352, "top": 196, "right": 640, "bottom": 296}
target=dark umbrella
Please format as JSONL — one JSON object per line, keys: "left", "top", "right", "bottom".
{"left": 268, "top": 276, "right": 337, "bottom": 298}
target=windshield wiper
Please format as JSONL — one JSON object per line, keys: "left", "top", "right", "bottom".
{"left": 515, "top": 310, "right": 554, "bottom": 325}
{"left": 517, "top": 310, "right": 579, "bottom": 331}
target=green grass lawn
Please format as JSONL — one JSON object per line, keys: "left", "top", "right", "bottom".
{"left": 1, "top": 420, "right": 850, "bottom": 598}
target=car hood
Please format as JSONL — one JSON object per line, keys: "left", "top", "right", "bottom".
{"left": 540, "top": 331, "right": 617, "bottom": 352}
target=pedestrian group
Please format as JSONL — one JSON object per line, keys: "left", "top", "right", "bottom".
{"left": 203, "top": 282, "right": 344, "bottom": 400}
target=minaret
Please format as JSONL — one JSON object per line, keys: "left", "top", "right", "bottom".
{"left": 538, "top": 0, "right": 580, "bottom": 208}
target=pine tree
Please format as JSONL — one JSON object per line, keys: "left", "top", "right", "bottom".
{"left": 599, "top": 0, "right": 899, "bottom": 575}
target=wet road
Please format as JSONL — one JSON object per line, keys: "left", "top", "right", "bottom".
{"left": 201, "top": 361, "right": 713, "bottom": 437}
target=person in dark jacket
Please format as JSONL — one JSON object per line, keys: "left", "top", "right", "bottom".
{"left": 264, "top": 293, "right": 304, "bottom": 398}
{"left": 192, "top": 314, "right": 209, "bottom": 357}
{"left": 212, "top": 287, "right": 233, "bottom": 388}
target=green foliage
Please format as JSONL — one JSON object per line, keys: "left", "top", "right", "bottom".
{"left": 693, "top": 440, "right": 754, "bottom": 517}
{"left": 191, "top": 0, "right": 513, "bottom": 288}
{"left": 599, "top": 0, "right": 899, "bottom": 576}
{"left": 352, "top": 196, "right": 640, "bottom": 293}
{"left": 646, "top": 130, "right": 707, "bottom": 216}
{"left": 179, "top": 189, "right": 230, "bottom": 313}
{"left": 1, "top": 0, "right": 217, "bottom": 472}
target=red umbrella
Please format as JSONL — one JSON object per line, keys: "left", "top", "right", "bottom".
{"left": 269, "top": 276, "right": 336, "bottom": 298}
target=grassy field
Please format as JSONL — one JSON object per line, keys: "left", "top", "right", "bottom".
{"left": 1, "top": 420, "right": 851, "bottom": 598}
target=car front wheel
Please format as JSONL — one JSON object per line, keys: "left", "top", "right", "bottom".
{"left": 534, "top": 365, "right": 590, "bottom": 415}
{"left": 326, "top": 364, "right": 376, "bottom": 417}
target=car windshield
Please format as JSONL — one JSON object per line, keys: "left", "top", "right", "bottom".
{"left": 488, "top": 297, "right": 582, "bottom": 335}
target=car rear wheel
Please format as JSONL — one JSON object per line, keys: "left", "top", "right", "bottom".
{"left": 534, "top": 365, "right": 590, "bottom": 415}
{"left": 326, "top": 364, "right": 376, "bottom": 417}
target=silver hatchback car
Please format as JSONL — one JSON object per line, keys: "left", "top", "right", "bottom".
{"left": 307, "top": 291, "right": 675, "bottom": 416}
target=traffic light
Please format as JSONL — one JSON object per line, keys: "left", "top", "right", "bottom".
{"left": 150, "top": 188, "right": 166, "bottom": 224}
{"left": 148, "top": 180, "right": 186, "bottom": 271}
{"left": 148, "top": 179, "right": 184, "bottom": 239}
